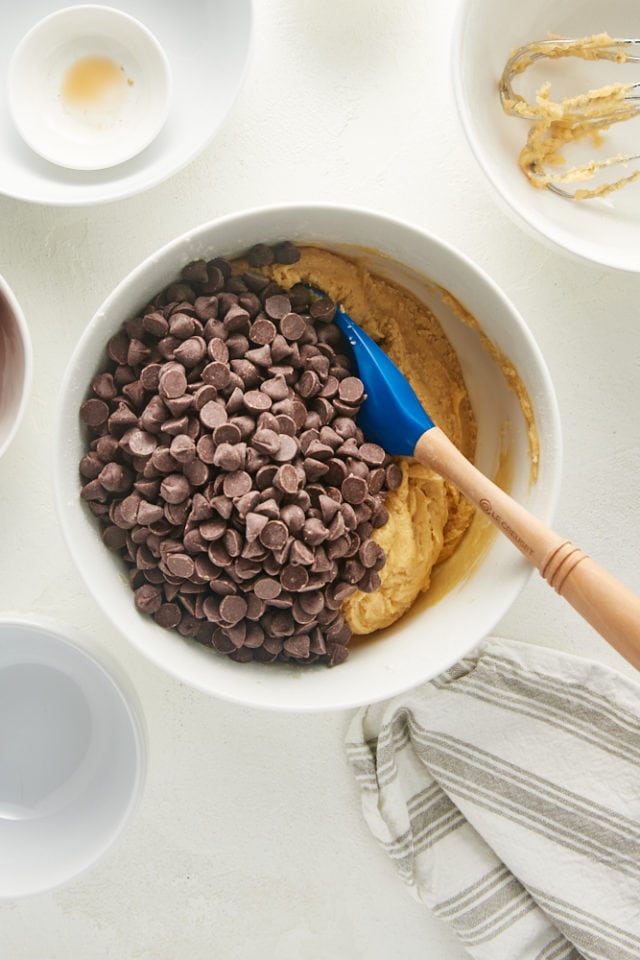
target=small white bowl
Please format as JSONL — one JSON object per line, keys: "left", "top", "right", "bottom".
{"left": 452, "top": 0, "right": 640, "bottom": 272}
{"left": 54, "top": 203, "right": 562, "bottom": 713}
{"left": 8, "top": 5, "right": 171, "bottom": 170}
{"left": 0, "top": 273, "right": 32, "bottom": 460}
{"left": 0, "top": 616, "right": 145, "bottom": 899}
{"left": 0, "top": 0, "right": 252, "bottom": 205}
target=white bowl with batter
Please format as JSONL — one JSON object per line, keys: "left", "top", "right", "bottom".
{"left": 453, "top": 0, "right": 640, "bottom": 271}
{"left": 54, "top": 203, "right": 562, "bottom": 712}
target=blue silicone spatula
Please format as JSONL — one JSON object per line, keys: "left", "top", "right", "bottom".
{"left": 330, "top": 298, "right": 640, "bottom": 670}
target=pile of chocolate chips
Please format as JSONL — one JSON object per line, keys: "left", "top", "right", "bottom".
{"left": 79, "top": 241, "right": 401, "bottom": 666}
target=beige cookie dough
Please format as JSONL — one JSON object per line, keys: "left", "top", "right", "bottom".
{"left": 261, "top": 247, "right": 477, "bottom": 635}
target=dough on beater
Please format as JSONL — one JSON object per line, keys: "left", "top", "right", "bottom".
{"left": 501, "top": 33, "right": 640, "bottom": 199}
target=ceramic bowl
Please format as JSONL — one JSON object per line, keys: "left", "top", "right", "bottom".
{"left": 8, "top": 5, "right": 172, "bottom": 170}
{"left": 0, "top": 616, "right": 145, "bottom": 898}
{"left": 0, "top": 272, "right": 32, "bottom": 460}
{"left": 0, "top": 0, "right": 252, "bottom": 204}
{"left": 452, "top": 0, "right": 640, "bottom": 271}
{"left": 54, "top": 203, "right": 562, "bottom": 711}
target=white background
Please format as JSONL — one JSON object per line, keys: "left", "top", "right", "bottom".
{"left": 1, "top": 1, "right": 640, "bottom": 957}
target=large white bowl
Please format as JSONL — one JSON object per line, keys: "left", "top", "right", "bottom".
{"left": 55, "top": 204, "right": 562, "bottom": 712}
{"left": 452, "top": 0, "right": 640, "bottom": 272}
{"left": 0, "top": 0, "right": 252, "bottom": 205}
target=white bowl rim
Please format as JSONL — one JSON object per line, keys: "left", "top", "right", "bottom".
{"left": 0, "top": 0, "right": 254, "bottom": 207}
{"left": 0, "top": 611, "right": 146, "bottom": 899}
{"left": 54, "top": 201, "right": 563, "bottom": 711}
{"left": 7, "top": 3, "right": 173, "bottom": 173}
{"left": 0, "top": 272, "right": 33, "bottom": 460}
{"left": 450, "top": 0, "right": 640, "bottom": 274}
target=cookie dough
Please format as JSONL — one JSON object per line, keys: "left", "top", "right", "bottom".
{"left": 261, "top": 247, "right": 477, "bottom": 635}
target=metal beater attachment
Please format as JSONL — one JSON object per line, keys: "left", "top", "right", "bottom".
{"left": 499, "top": 35, "right": 640, "bottom": 199}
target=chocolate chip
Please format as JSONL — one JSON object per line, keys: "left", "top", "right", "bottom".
{"left": 337, "top": 377, "right": 365, "bottom": 404}
{"left": 253, "top": 577, "right": 282, "bottom": 600}
{"left": 270, "top": 334, "right": 293, "bottom": 364}
{"left": 386, "top": 463, "right": 403, "bottom": 490}
{"left": 264, "top": 295, "right": 291, "bottom": 321}
{"left": 243, "top": 390, "right": 272, "bottom": 413}
{"left": 247, "top": 243, "right": 275, "bottom": 267}
{"left": 250, "top": 318, "right": 277, "bottom": 345}
{"left": 224, "top": 528, "right": 243, "bottom": 557}
{"left": 169, "top": 434, "right": 196, "bottom": 464}
{"left": 309, "top": 298, "right": 336, "bottom": 322}
{"left": 80, "top": 398, "right": 109, "bottom": 427}
{"left": 143, "top": 312, "right": 169, "bottom": 338}
{"left": 360, "top": 442, "right": 386, "bottom": 466}
{"left": 181, "top": 259, "right": 208, "bottom": 284}
{"left": 301, "top": 518, "right": 328, "bottom": 546}
{"left": 251, "top": 428, "right": 280, "bottom": 456}
{"left": 202, "top": 361, "right": 231, "bottom": 390}
{"left": 273, "top": 434, "right": 298, "bottom": 462}
{"left": 134, "top": 583, "right": 162, "bottom": 614}
{"left": 259, "top": 519, "right": 288, "bottom": 551}
{"left": 80, "top": 453, "right": 103, "bottom": 480}
{"left": 159, "top": 367, "right": 187, "bottom": 399}
{"left": 359, "top": 570, "right": 381, "bottom": 593}
{"left": 213, "top": 443, "right": 243, "bottom": 472}
{"left": 160, "top": 473, "right": 191, "bottom": 504}
{"left": 222, "top": 471, "right": 252, "bottom": 498}
{"left": 102, "top": 525, "right": 128, "bottom": 550}
{"left": 208, "top": 257, "right": 231, "bottom": 282}
{"left": 124, "top": 429, "right": 158, "bottom": 457}
{"left": 80, "top": 479, "right": 106, "bottom": 502}
{"left": 199, "top": 401, "right": 228, "bottom": 429}
{"left": 99, "top": 462, "right": 132, "bottom": 494}
{"left": 280, "top": 312, "right": 307, "bottom": 341}
{"left": 273, "top": 241, "right": 300, "bottom": 264}
{"left": 223, "top": 304, "right": 251, "bottom": 334}
{"left": 200, "top": 518, "right": 227, "bottom": 541}
{"left": 342, "top": 475, "right": 368, "bottom": 505}
{"left": 284, "top": 635, "right": 310, "bottom": 659}
{"left": 271, "top": 611, "right": 295, "bottom": 637}
{"left": 261, "top": 377, "right": 289, "bottom": 403}
{"left": 174, "top": 336, "right": 206, "bottom": 367}
{"left": 154, "top": 603, "right": 182, "bottom": 628}
{"left": 92, "top": 373, "right": 117, "bottom": 401}
{"left": 214, "top": 422, "right": 242, "bottom": 445}
{"left": 281, "top": 565, "right": 309, "bottom": 591}
{"left": 358, "top": 540, "right": 379, "bottom": 569}
{"left": 166, "top": 553, "right": 195, "bottom": 578}
{"left": 297, "top": 370, "right": 321, "bottom": 399}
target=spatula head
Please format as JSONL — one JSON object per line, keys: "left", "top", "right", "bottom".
{"left": 332, "top": 304, "right": 434, "bottom": 457}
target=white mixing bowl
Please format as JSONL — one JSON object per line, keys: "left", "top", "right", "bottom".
{"left": 55, "top": 204, "right": 562, "bottom": 711}
{"left": 452, "top": 0, "right": 640, "bottom": 271}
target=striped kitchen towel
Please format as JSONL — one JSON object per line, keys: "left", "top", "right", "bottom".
{"left": 346, "top": 638, "right": 640, "bottom": 960}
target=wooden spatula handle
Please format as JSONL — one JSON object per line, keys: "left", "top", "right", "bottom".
{"left": 414, "top": 427, "right": 640, "bottom": 670}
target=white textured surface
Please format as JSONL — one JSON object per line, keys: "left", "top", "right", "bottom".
{"left": 0, "top": 0, "right": 639, "bottom": 957}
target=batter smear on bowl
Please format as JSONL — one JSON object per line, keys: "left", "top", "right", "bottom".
{"left": 78, "top": 243, "right": 476, "bottom": 665}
